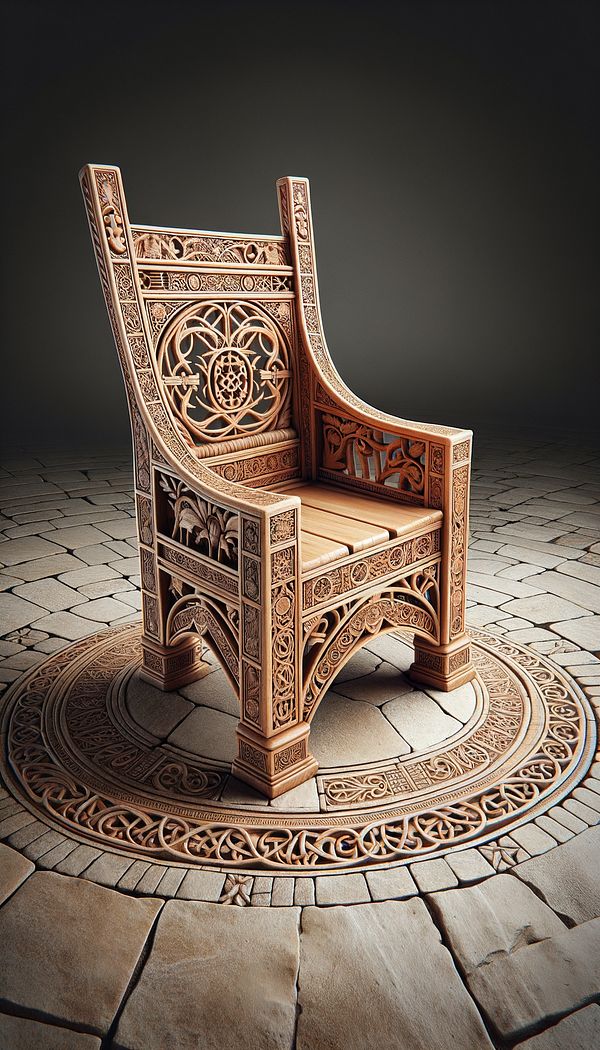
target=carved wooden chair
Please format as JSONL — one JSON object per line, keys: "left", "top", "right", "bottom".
{"left": 80, "top": 165, "right": 475, "bottom": 798}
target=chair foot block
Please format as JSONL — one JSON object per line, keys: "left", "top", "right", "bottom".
{"left": 233, "top": 723, "right": 318, "bottom": 799}
{"left": 140, "top": 637, "right": 211, "bottom": 691}
{"left": 409, "top": 637, "right": 476, "bottom": 692}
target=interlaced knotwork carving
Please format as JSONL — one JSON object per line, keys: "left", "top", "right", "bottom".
{"left": 159, "top": 473, "right": 239, "bottom": 569}
{"left": 450, "top": 465, "right": 469, "bottom": 637}
{"left": 321, "top": 413, "right": 426, "bottom": 499}
{"left": 271, "top": 581, "right": 297, "bottom": 729}
{"left": 156, "top": 301, "right": 292, "bottom": 445}
{"left": 4, "top": 625, "right": 594, "bottom": 870}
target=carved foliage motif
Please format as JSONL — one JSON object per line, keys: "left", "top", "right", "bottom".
{"left": 133, "top": 229, "right": 288, "bottom": 266}
{"left": 156, "top": 301, "right": 292, "bottom": 444}
{"left": 159, "top": 474, "right": 239, "bottom": 569}
{"left": 321, "top": 414, "right": 426, "bottom": 499}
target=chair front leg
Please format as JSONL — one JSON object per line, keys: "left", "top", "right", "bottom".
{"left": 232, "top": 509, "right": 318, "bottom": 799}
{"left": 410, "top": 444, "right": 475, "bottom": 691}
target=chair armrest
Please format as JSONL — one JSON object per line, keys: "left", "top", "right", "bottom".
{"left": 148, "top": 406, "right": 300, "bottom": 523}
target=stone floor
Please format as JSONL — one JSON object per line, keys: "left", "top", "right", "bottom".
{"left": 0, "top": 429, "right": 599, "bottom": 1049}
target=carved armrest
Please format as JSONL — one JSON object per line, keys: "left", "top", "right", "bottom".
{"left": 311, "top": 372, "right": 472, "bottom": 510}
{"left": 276, "top": 176, "right": 472, "bottom": 507}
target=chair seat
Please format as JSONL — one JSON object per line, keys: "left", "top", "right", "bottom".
{"left": 284, "top": 484, "right": 443, "bottom": 572}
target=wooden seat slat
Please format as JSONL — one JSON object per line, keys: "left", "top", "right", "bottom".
{"left": 288, "top": 484, "right": 443, "bottom": 539}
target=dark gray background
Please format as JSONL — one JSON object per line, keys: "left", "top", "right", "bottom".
{"left": 3, "top": 0, "right": 598, "bottom": 449}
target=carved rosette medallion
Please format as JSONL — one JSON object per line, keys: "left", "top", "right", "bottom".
{"left": 156, "top": 301, "right": 292, "bottom": 444}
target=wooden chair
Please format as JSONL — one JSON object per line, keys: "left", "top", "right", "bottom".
{"left": 80, "top": 165, "right": 475, "bottom": 798}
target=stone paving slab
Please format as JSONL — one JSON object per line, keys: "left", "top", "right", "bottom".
{"left": 0, "top": 872, "right": 161, "bottom": 1036}
{"left": 429, "top": 873, "right": 566, "bottom": 976}
{"left": 114, "top": 901, "right": 300, "bottom": 1050}
{"left": 513, "top": 1004, "right": 600, "bottom": 1049}
{"left": 513, "top": 827, "right": 600, "bottom": 924}
{"left": 0, "top": 1012, "right": 101, "bottom": 1049}
{"left": 297, "top": 900, "right": 494, "bottom": 1049}
{"left": 0, "top": 843, "right": 34, "bottom": 905}
{"left": 467, "top": 917, "right": 600, "bottom": 1041}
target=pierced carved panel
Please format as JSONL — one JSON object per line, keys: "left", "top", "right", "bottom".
{"left": 159, "top": 474, "right": 239, "bottom": 569}
{"left": 302, "top": 577, "right": 439, "bottom": 719}
{"left": 320, "top": 413, "right": 427, "bottom": 500}
{"left": 156, "top": 301, "right": 292, "bottom": 445}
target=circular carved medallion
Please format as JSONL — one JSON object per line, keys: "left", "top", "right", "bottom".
{"left": 157, "top": 301, "right": 292, "bottom": 443}
{"left": 0, "top": 625, "right": 595, "bottom": 875}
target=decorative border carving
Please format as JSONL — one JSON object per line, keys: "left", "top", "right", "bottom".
{"left": 2, "top": 626, "right": 594, "bottom": 872}
{"left": 302, "top": 530, "right": 441, "bottom": 609}
{"left": 132, "top": 228, "right": 289, "bottom": 266}
{"left": 139, "top": 270, "right": 293, "bottom": 294}
{"left": 450, "top": 465, "right": 469, "bottom": 637}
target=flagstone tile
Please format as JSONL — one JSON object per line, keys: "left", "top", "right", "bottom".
{"left": 12, "top": 578, "right": 87, "bottom": 612}
{"left": 0, "top": 1013, "right": 102, "bottom": 1049}
{"left": 114, "top": 901, "right": 299, "bottom": 1050}
{"left": 297, "top": 900, "right": 493, "bottom": 1050}
{"left": 0, "top": 872, "right": 161, "bottom": 1037}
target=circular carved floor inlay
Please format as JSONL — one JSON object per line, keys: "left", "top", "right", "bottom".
{"left": 1, "top": 625, "right": 595, "bottom": 875}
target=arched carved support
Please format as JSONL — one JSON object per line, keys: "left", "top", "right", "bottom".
{"left": 165, "top": 590, "right": 240, "bottom": 690}
{"left": 302, "top": 576, "right": 440, "bottom": 723}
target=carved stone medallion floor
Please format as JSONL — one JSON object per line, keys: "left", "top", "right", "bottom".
{"left": 1, "top": 433, "right": 599, "bottom": 1049}
{"left": 0, "top": 618, "right": 595, "bottom": 898}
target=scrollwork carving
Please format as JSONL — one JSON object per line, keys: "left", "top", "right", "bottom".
{"left": 156, "top": 300, "right": 292, "bottom": 445}
{"left": 321, "top": 413, "right": 426, "bottom": 499}
{"left": 133, "top": 228, "right": 288, "bottom": 266}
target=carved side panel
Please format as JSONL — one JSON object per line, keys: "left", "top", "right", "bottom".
{"left": 158, "top": 473, "right": 239, "bottom": 570}
{"left": 319, "top": 412, "right": 427, "bottom": 503}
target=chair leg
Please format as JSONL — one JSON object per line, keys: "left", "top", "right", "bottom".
{"left": 409, "top": 635, "right": 476, "bottom": 692}
{"left": 233, "top": 721, "right": 318, "bottom": 800}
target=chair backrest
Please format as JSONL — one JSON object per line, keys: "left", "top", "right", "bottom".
{"left": 92, "top": 168, "right": 303, "bottom": 487}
